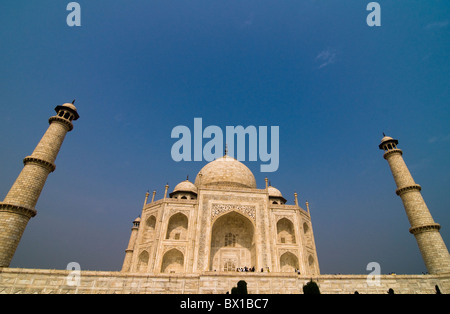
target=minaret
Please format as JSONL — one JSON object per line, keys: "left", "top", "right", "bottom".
{"left": 121, "top": 217, "right": 141, "bottom": 272}
{"left": 379, "top": 134, "right": 450, "bottom": 274}
{"left": 0, "top": 102, "right": 79, "bottom": 267}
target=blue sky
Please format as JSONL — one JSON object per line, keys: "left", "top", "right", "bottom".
{"left": 0, "top": 1, "right": 449, "bottom": 274}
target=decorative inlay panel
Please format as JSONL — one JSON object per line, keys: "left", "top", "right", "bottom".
{"left": 211, "top": 204, "right": 256, "bottom": 222}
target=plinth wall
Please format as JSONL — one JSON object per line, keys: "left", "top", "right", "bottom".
{"left": 1, "top": 268, "right": 449, "bottom": 294}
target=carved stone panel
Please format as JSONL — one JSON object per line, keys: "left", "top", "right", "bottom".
{"left": 211, "top": 204, "right": 256, "bottom": 222}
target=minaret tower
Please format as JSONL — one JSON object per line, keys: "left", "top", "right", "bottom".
{"left": 121, "top": 217, "right": 141, "bottom": 272}
{"left": 0, "top": 102, "right": 79, "bottom": 267}
{"left": 379, "top": 134, "right": 450, "bottom": 274}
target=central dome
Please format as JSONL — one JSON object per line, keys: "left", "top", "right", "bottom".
{"left": 194, "top": 155, "right": 257, "bottom": 189}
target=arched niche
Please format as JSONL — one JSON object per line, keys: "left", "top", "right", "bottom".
{"left": 144, "top": 215, "right": 156, "bottom": 241}
{"left": 138, "top": 250, "right": 149, "bottom": 272}
{"left": 308, "top": 255, "right": 317, "bottom": 274}
{"left": 166, "top": 213, "right": 188, "bottom": 240}
{"left": 161, "top": 248, "right": 184, "bottom": 273}
{"left": 280, "top": 252, "right": 299, "bottom": 272}
{"left": 277, "top": 218, "right": 296, "bottom": 244}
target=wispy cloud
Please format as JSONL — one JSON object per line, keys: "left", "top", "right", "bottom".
{"left": 425, "top": 20, "right": 449, "bottom": 30}
{"left": 316, "top": 49, "right": 337, "bottom": 69}
{"left": 428, "top": 134, "right": 450, "bottom": 144}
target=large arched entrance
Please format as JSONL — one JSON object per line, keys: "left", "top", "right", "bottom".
{"left": 209, "top": 211, "right": 256, "bottom": 271}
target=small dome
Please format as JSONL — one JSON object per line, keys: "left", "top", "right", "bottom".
{"left": 133, "top": 217, "right": 141, "bottom": 223}
{"left": 268, "top": 186, "right": 283, "bottom": 198}
{"left": 62, "top": 103, "right": 78, "bottom": 112}
{"left": 194, "top": 155, "right": 257, "bottom": 189}
{"left": 172, "top": 180, "right": 197, "bottom": 194}
{"left": 380, "top": 136, "right": 394, "bottom": 143}
{"left": 268, "top": 185, "right": 287, "bottom": 204}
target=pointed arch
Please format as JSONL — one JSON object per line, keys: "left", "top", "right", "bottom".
{"left": 161, "top": 248, "right": 184, "bottom": 273}
{"left": 303, "top": 222, "right": 310, "bottom": 234}
{"left": 166, "top": 212, "right": 188, "bottom": 240}
{"left": 308, "top": 254, "right": 317, "bottom": 275}
{"left": 138, "top": 250, "right": 149, "bottom": 272}
{"left": 280, "top": 252, "right": 299, "bottom": 272}
{"left": 146, "top": 215, "right": 156, "bottom": 229}
{"left": 210, "top": 211, "right": 256, "bottom": 271}
{"left": 303, "top": 222, "right": 313, "bottom": 247}
{"left": 144, "top": 215, "right": 156, "bottom": 241}
{"left": 277, "top": 218, "right": 296, "bottom": 244}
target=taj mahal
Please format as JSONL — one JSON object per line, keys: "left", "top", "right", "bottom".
{"left": 0, "top": 102, "right": 449, "bottom": 294}
{"left": 121, "top": 153, "right": 319, "bottom": 275}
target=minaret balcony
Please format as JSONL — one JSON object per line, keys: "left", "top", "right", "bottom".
{"left": 395, "top": 184, "right": 422, "bottom": 196}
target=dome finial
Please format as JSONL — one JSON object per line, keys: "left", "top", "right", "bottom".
{"left": 225, "top": 144, "right": 228, "bottom": 156}
{"left": 72, "top": 99, "right": 76, "bottom": 104}
{"left": 383, "top": 132, "right": 386, "bottom": 137}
